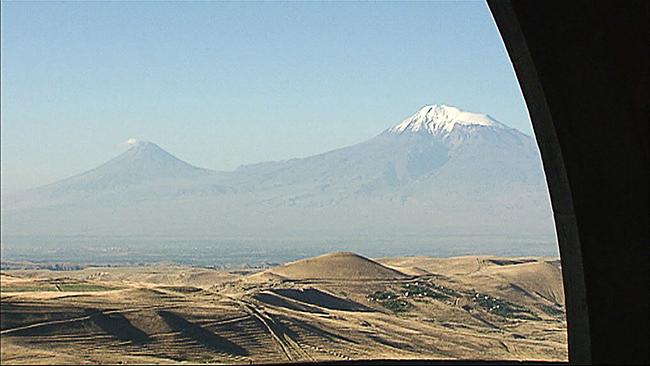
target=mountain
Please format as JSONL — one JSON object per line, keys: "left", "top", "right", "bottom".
{"left": 1, "top": 105, "right": 555, "bottom": 251}
{"left": 262, "top": 252, "right": 409, "bottom": 280}
{"left": 3, "top": 141, "right": 216, "bottom": 210}
{"left": 45, "top": 141, "right": 210, "bottom": 190}
{"left": 231, "top": 104, "right": 542, "bottom": 194}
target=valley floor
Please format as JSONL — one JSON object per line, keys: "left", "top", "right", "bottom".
{"left": 0, "top": 254, "right": 567, "bottom": 364}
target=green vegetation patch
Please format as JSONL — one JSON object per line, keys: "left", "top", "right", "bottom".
{"left": 58, "top": 283, "right": 115, "bottom": 292}
{"left": 471, "top": 292, "right": 538, "bottom": 320}
{"left": 382, "top": 299, "right": 410, "bottom": 313}
{"left": 402, "top": 281, "right": 459, "bottom": 300}
{"left": 368, "top": 290, "right": 399, "bottom": 301}
{"left": 1, "top": 282, "right": 116, "bottom": 292}
{"left": 1, "top": 284, "right": 58, "bottom": 292}
{"left": 403, "top": 284, "right": 448, "bottom": 300}
{"left": 538, "top": 303, "right": 565, "bottom": 317}
{"left": 368, "top": 291, "right": 410, "bottom": 313}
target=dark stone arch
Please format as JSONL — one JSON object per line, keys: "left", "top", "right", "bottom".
{"left": 488, "top": 1, "right": 648, "bottom": 364}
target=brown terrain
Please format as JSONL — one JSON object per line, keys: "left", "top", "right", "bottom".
{"left": 0, "top": 252, "right": 567, "bottom": 364}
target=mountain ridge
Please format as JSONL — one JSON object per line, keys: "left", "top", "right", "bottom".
{"left": 1, "top": 104, "right": 555, "bottom": 246}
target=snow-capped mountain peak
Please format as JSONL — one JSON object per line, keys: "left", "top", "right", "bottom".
{"left": 121, "top": 140, "right": 172, "bottom": 157}
{"left": 389, "top": 104, "right": 506, "bottom": 136}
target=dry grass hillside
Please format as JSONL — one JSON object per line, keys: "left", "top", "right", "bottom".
{"left": 1, "top": 253, "right": 567, "bottom": 364}
{"left": 260, "top": 252, "right": 409, "bottom": 280}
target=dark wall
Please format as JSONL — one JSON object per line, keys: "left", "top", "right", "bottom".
{"left": 489, "top": 1, "right": 648, "bottom": 364}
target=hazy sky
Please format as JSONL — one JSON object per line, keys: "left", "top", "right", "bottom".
{"left": 1, "top": 1, "right": 532, "bottom": 193}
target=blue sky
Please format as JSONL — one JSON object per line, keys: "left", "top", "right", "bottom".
{"left": 1, "top": 1, "right": 531, "bottom": 193}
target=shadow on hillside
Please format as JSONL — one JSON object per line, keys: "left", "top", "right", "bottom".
{"left": 254, "top": 292, "right": 326, "bottom": 314}
{"left": 272, "top": 288, "right": 373, "bottom": 312}
{"left": 85, "top": 309, "right": 151, "bottom": 344}
{"left": 1, "top": 303, "right": 85, "bottom": 331}
{"left": 276, "top": 314, "right": 358, "bottom": 344}
{"left": 157, "top": 310, "right": 248, "bottom": 356}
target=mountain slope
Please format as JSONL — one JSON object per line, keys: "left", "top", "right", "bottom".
{"left": 226, "top": 105, "right": 546, "bottom": 208}
{"left": 1, "top": 105, "right": 555, "bottom": 247}
{"left": 43, "top": 141, "right": 212, "bottom": 190}
{"left": 3, "top": 141, "right": 220, "bottom": 209}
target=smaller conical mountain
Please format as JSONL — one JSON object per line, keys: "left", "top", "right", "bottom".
{"left": 2, "top": 141, "right": 215, "bottom": 210}
{"left": 264, "top": 252, "right": 409, "bottom": 280}
{"left": 38, "top": 141, "right": 211, "bottom": 194}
